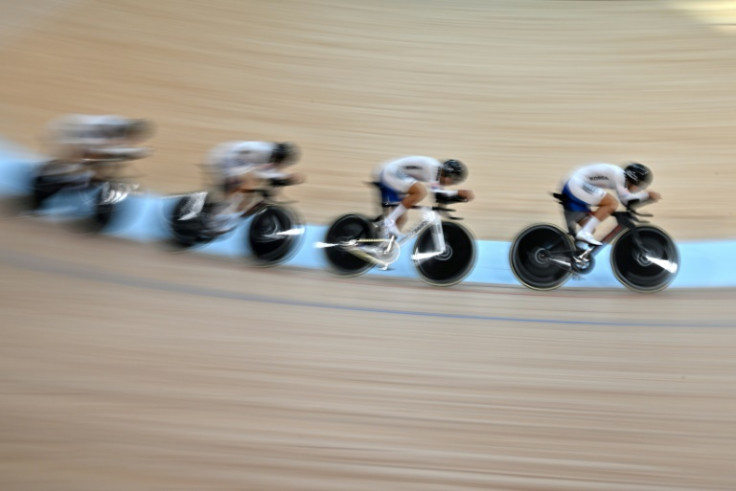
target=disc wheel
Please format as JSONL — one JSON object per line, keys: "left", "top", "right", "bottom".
{"left": 30, "top": 161, "right": 70, "bottom": 210}
{"left": 247, "top": 205, "right": 303, "bottom": 265}
{"left": 611, "top": 226, "right": 679, "bottom": 293}
{"left": 509, "top": 224, "right": 574, "bottom": 290}
{"left": 90, "top": 184, "right": 118, "bottom": 232}
{"left": 413, "top": 221, "right": 476, "bottom": 286}
{"left": 323, "top": 214, "right": 377, "bottom": 276}
{"left": 169, "top": 195, "right": 216, "bottom": 248}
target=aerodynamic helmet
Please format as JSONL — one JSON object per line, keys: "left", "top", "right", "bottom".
{"left": 624, "top": 162, "right": 652, "bottom": 188}
{"left": 440, "top": 159, "right": 467, "bottom": 184}
{"left": 271, "top": 142, "right": 300, "bottom": 165}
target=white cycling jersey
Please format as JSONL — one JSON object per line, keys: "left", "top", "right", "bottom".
{"left": 46, "top": 114, "right": 148, "bottom": 160}
{"left": 566, "top": 163, "right": 649, "bottom": 206}
{"left": 372, "top": 155, "right": 444, "bottom": 194}
{"left": 208, "top": 141, "right": 287, "bottom": 180}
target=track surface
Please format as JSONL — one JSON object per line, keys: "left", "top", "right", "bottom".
{"left": 2, "top": 219, "right": 736, "bottom": 490}
{"left": 2, "top": 1, "right": 736, "bottom": 489}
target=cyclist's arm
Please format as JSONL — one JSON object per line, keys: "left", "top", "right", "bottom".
{"left": 614, "top": 177, "right": 649, "bottom": 204}
{"left": 431, "top": 186, "right": 459, "bottom": 198}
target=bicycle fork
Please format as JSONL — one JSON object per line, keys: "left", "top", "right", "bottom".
{"left": 179, "top": 192, "right": 208, "bottom": 221}
{"left": 411, "top": 217, "right": 446, "bottom": 261}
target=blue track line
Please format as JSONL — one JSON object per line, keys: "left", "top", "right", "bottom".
{"left": 2, "top": 138, "right": 736, "bottom": 289}
{"left": 1, "top": 247, "right": 733, "bottom": 328}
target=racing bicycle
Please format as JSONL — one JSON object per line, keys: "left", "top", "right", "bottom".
{"left": 169, "top": 177, "right": 304, "bottom": 266}
{"left": 30, "top": 156, "right": 143, "bottom": 232}
{"left": 509, "top": 194, "right": 679, "bottom": 292}
{"left": 320, "top": 184, "right": 476, "bottom": 286}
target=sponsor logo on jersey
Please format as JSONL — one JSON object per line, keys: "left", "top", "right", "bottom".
{"left": 582, "top": 183, "right": 597, "bottom": 194}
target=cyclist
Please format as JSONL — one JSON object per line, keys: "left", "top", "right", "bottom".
{"left": 204, "top": 140, "right": 303, "bottom": 231}
{"left": 44, "top": 114, "right": 153, "bottom": 174}
{"left": 561, "top": 162, "right": 661, "bottom": 246}
{"left": 371, "top": 155, "right": 474, "bottom": 238}
{"left": 33, "top": 114, "right": 153, "bottom": 207}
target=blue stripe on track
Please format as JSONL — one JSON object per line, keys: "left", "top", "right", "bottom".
{"left": 1, "top": 247, "right": 734, "bottom": 328}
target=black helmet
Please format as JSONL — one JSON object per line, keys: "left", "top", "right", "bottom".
{"left": 440, "top": 159, "right": 467, "bottom": 184}
{"left": 271, "top": 142, "right": 300, "bottom": 165}
{"left": 624, "top": 162, "right": 652, "bottom": 188}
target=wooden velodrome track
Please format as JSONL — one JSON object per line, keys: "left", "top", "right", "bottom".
{"left": 1, "top": 1, "right": 736, "bottom": 489}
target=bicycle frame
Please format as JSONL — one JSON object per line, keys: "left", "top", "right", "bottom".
{"left": 179, "top": 182, "right": 294, "bottom": 226}
{"left": 404, "top": 209, "right": 446, "bottom": 261}
{"left": 343, "top": 202, "right": 459, "bottom": 270}
{"left": 554, "top": 196, "right": 653, "bottom": 272}
{"left": 241, "top": 187, "right": 281, "bottom": 218}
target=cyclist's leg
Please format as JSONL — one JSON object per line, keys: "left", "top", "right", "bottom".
{"left": 561, "top": 183, "right": 592, "bottom": 231}
{"left": 231, "top": 173, "right": 260, "bottom": 214}
{"left": 566, "top": 179, "right": 616, "bottom": 244}
{"left": 395, "top": 182, "right": 427, "bottom": 230}
{"left": 381, "top": 173, "right": 423, "bottom": 234}
{"left": 208, "top": 174, "right": 253, "bottom": 232}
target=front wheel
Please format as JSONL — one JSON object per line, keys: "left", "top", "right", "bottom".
{"left": 247, "top": 205, "right": 303, "bottom": 265}
{"left": 413, "top": 221, "right": 476, "bottom": 286}
{"left": 90, "top": 185, "right": 117, "bottom": 232}
{"left": 611, "top": 226, "right": 679, "bottom": 293}
{"left": 169, "top": 194, "right": 217, "bottom": 247}
{"left": 323, "top": 214, "right": 377, "bottom": 276}
{"left": 90, "top": 182, "right": 132, "bottom": 232}
{"left": 509, "top": 224, "right": 574, "bottom": 290}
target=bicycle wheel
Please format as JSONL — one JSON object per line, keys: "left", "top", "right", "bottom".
{"left": 90, "top": 185, "right": 118, "bottom": 232}
{"left": 413, "top": 221, "right": 476, "bottom": 286}
{"left": 169, "top": 195, "right": 213, "bottom": 247}
{"left": 30, "top": 161, "right": 74, "bottom": 210}
{"left": 509, "top": 224, "right": 574, "bottom": 290}
{"left": 323, "top": 214, "right": 377, "bottom": 276}
{"left": 611, "top": 226, "right": 679, "bottom": 293}
{"left": 247, "top": 205, "right": 303, "bottom": 265}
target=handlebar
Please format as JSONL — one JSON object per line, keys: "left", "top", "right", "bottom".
{"left": 433, "top": 192, "right": 468, "bottom": 205}
{"left": 610, "top": 198, "right": 656, "bottom": 226}
{"left": 431, "top": 193, "right": 467, "bottom": 220}
{"left": 624, "top": 198, "right": 654, "bottom": 218}
{"left": 249, "top": 177, "right": 301, "bottom": 203}
{"left": 268, "top": 177, "right": 297, "bottom": 188}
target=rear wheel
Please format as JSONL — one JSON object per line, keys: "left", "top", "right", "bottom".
{"left": 413, "top": 221, "right": 476, "bottom": 286}
{"left": 611, "top": 226, "right": 679, "bottom": 293}
{"left": 30, "top": 161, "right": 76, "bottom": 210}
{"left": 323, "top": 214, "right": 377, "bottom": 276}
{"left": 247, "top": 205, "right": 303, "bottom": 265}
{"left": 509, "top": 224, "right": 574, "bottom": 290}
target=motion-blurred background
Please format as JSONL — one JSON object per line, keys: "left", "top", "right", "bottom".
{"left": 2, "top": 1, "right": 736, "bottom": 489}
